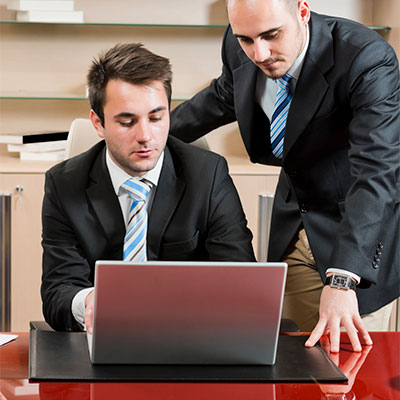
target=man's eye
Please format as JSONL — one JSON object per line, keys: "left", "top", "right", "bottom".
{"left": 262, "top": 32, "right": 279, "bottom": 40}
{"left": 149, "top": 116, "right": 162, "bottom": 122}
{"left": 120, "top": 121, "right": 134, "bottom": 127}
{"left": 238, "top": 37, "right": 252, "bottom": 44}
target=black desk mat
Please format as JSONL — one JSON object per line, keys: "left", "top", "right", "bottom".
{"left": 29, "top": 330, "right": 346, "bottom": 382}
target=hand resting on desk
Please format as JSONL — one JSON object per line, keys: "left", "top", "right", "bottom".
{"left": 305, "top": 286, "right": 373, "bottom": 353}
{"left": 84, "top": 290, "right": 95, "bottom": 334}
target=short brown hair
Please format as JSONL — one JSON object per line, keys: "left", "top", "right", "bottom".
{"left": 87, "top": 43, "right": 172, "bottom": 126}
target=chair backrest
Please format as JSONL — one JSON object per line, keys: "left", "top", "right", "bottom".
{"left": 190, "top": 136, "right": 209, "bottom": 151}
{"left": 64, "top": 118, "right": 103, "bottom": 159}
{"left": 64, "top": 118, "right": 209, "bottom": 159}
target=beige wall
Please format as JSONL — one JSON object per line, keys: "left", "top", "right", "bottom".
{"left": 373, "top": 0, "right": 400, "bottom": 57}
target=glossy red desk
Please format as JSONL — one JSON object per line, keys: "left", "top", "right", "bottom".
{"left": 1, "top": 332, "right": 399, "bottom": 399}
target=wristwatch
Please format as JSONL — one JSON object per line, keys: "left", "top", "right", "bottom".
{"left": 325, "top": 274, "right": 356, "bottom": 291}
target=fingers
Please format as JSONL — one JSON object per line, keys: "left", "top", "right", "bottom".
{"left": 329, "top": 321, "right": 341, "bottom": 353}
{"left": 342, "top": 318, "right": 362, "bottom": 352}
{"left": 305, "top": 318, "right": 327, "bottom": 348}
{"left": 85, "top": 305, "right": 93, "bottom": 334}
{"left": 353, "top": 315, "right": 373, "bottom": 346}
{"left": 84, "top": 290, "right": 95, "bottom": 334}
{"left": 319, "top": 335, "right": 331, "bottom": 354}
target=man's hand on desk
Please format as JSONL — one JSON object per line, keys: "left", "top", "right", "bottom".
{"left": 84, "top": 290, "right": 95, "bottom": 334}
{"left": 305, "top": 286, "right": 373, "bottom": 353}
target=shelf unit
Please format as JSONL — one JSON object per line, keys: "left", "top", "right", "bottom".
{"left": 0, "top": 20, "right": 391, "bottom": 104}
{"left": 0, "top": 21, "right": 229, "bottom": 135}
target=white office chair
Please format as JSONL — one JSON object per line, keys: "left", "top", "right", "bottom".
{"left": 64, "top": 118, "right": 103, "bottom": 159}
{"left": 64, "top": 118, "right": 209, "bottom": 159}
{"left": 190, "top": 136, "right": 209, "bottom": 151}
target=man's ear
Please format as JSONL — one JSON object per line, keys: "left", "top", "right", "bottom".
{"left": 90, "top": 110, "right": 105, "bottom": 139}
{"left": 298, "top": 0, "right": 310, "bottom": 24}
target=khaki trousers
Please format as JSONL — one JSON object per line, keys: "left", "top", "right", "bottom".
{"left": 281, "top": 229, "right": 394, "bottom": 332}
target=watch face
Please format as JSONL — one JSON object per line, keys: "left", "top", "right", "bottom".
{"left": 332, "top": 275, "right": 349, "bottom": 288}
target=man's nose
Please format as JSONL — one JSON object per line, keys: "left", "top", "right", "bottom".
{"left": 253, "top": 39, "right": 271, "bottom": 62}
{"left": 135, "top": 120, "right": 152, "bottom": 143}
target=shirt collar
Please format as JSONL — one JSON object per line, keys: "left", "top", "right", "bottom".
{"left": 106, "top": 148, "right": 164, "bottom": 196}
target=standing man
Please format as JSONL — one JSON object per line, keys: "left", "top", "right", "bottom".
{"left": 41, "top": 43, "right": 255, "bottom": 332}
{"left": 170, "top": 0, "right": 400, "bottom": 352}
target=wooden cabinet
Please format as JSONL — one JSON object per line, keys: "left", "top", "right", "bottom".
{"left": 0, "top": 157, "right": 54, "bottom": 331}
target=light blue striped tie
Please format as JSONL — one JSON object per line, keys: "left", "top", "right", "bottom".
{"left": 270, "top": 74, "right": 292, "bottom": 159}
{"left": 121, "top": 178, "right": 151, "bottom": 262}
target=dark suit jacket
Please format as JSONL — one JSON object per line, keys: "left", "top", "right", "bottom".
{"left": 41, "top": 136, "right": 255, "bottom": 331}
{"left": 170, "top": 13, "right": 400, "bottom": 314}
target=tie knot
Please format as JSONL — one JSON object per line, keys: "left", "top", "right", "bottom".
{"left": 278, "top": 74, "right": 291, "bottom": 90}
{"left": 121, "top": 178, "right": 151, "bottom": 202}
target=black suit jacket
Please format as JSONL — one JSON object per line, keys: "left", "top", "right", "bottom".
{"left": 41, "top": 136, "right": 255, "bottom": 331}
{"left": 170, "top": 13, "right": 400, "bottom": 314}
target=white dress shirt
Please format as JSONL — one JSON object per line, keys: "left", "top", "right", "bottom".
{"left": 71, "top": 149, "right": 164, "bottom": 327}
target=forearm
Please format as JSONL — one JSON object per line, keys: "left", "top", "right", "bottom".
{"left": 41, "top": 173, "right": 94, "bottom": 331}
{"left": 170, "top": 78, "right": 236, "bottom": 142}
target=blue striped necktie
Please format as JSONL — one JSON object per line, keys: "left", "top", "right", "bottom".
{"left": 270, "top": 74, "right": 292, "bottom": 159}
{"left": 121, "top": 178, "right": 151, "bottom": 262}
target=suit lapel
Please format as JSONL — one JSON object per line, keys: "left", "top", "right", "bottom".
{"left": 284, "top": 12, "right": 334, "bottom": 158}
{"left": 86, "top": 148, "right": 125, "bottom": 255}
{"left": 147, "top": 145, "right": 185, "bottom": 260}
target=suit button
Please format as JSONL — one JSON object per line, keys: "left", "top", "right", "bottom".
{"left": 300, "top": 204, "right": 309, "bottom": 213}
{"left": 374, "top": 255, "right": 380, "bottom": 262}
{"left": 372, "top": 261, "right": 379, "bottom": 269}
{"left": 378, "top": 242, "right": 384, "bottom": 249}
{"left": 377, "top": 249, "right": 382, "bottom": 256}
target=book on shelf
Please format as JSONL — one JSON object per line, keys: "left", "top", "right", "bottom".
{"left": 0, "top": 131, "right": 68, "bottom": 144}
{"left": 8, "top": 0, "right": 75, "bottom": 12}
{"left": 20, "top": 149, "right": 66, "bottom": 161}
{"left": 17, "top": 9, "right": 84, "bottom": 23}
{"left": 8, "top": 140, "right": 67, "bottom": 153}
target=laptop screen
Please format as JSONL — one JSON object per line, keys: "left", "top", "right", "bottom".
{"left": 89, "top": 261, "right": 287, "bottom": 365}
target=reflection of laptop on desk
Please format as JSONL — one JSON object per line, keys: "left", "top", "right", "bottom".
{"left": 87, "top": 261, "right": 287, "bottom": 365}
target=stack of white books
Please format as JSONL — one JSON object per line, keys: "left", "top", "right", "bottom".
{"left": 8, "top": 0, "right": 84, "bottom": 23}
{"left": 1, "top": 131, "right": 69, "bottom": 161}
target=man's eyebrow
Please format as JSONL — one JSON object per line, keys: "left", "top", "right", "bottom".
{"left": 113, "top": 107, "right": 167, "bottom": 120}
{"left": 149, "top": 106, "right": 167, "bottom": 114}
{"left": 234, "top": 26, "right": 282, "bottom": 39}
{"left": 114, "top": 112, "right": 136, "bottom": 119}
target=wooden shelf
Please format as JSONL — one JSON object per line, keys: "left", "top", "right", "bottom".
{"left": 0, "top": 20, "right": 391, "bottom": 31}
{"left": 0, "top": 20, "right": 227, "bottom": 28}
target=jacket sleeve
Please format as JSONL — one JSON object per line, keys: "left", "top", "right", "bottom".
{"left": 205, "top": 157, "right": 256, "bottom": 262}
{"left": 170, "top": 26, "right": 238, "bottom": 142}
{"left": 41, "top": 171, "right": 92, "bottom": 331}
{"left": 328, "top": 38, "right": 400, "bottom": 285}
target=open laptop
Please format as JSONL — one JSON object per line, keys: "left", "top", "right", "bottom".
{"left": 87, "top": 261, "right": 287, "bottom": 365}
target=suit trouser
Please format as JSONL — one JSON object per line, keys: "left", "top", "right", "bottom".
{"left": 281, "top": 229, "right": 394, "bottom": 332}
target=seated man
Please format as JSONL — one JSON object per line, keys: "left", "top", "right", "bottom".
{"left": 41, "top": 43, "right": 255, "bottom": 332}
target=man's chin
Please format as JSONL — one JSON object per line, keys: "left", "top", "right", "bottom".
{"left": 257, "top": 63, "right": 288, "bottom": 80}
{"left": 262, "top": 68, "right": 286, "bottom": 80}
{"left": 119, "top": 160, "right": 157, "bottom": 177}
